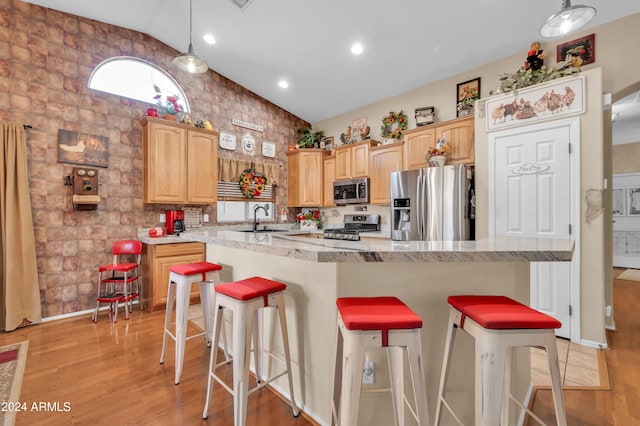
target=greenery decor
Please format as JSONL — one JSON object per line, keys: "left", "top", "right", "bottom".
{"left": 496, "top": 60, "right": 581, "bottom": 94}
{"left": 296, "top": 128, "right": 325, "bottom": 148}
{"left": 238, "top": 168, "right": 266, "bottom": 198}
{"left": 381, "top": 111, "right": 408, "bottom": 139}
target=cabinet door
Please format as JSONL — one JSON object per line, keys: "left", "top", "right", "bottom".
{"left": 404, "top": 127, "right": 436, "bottom": 170}
{"left": 351, "top": 144, "right": 371, "bottom": 177}
{"left": 370, "top": 144, "right": 404, "bottom": 205}
{"left": 323, "top": 156, "right": 336, "bottom": 206}
{"left": 334, "top": 147, "right": 351, "bottom": 180}
{"left": 187, "top": 130, "right": 218, "bottom": 204}
{"left": 287, "top": 151, "right": 323, "bottom": 207}
{"left": 144, "top": 122, "right": 186, "bottom": 203}
{"left": 437, "top": 116, "right": 474, "bottom": 164}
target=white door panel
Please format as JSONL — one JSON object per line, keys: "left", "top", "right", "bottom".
{"left": 490, "top": 122, "right": 574, "bottom": 339}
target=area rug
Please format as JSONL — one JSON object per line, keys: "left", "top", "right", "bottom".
{"left": 0, "top": 341, "right": 29, "bottom": 426}
{"left": 617, "top": 268, "right": 640, "bottom": 282}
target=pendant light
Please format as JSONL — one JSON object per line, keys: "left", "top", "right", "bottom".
{"left": 173, "top": 0, "right": 208, "bottom": 73}
{"left": 540, "top": 0, "right": 596, "bottom": 38}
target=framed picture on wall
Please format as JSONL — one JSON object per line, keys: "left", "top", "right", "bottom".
{"left": 57, "top": 129, "right": 109, "bottom": 168}
{"left": 613, "top": 188, "right": 625, "bottom": 216}
{"left": 456, "top": 77, "right": 480, "bottom": 117}
{"left": 628, "top": 187, "right": 640, "bottom": 215}
{"left": 557, "top": 33, "right": 595, "bottom": 67}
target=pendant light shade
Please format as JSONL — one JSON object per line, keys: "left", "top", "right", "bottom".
{"left": 540, "top": 0, "right": 596, "bottom": 38}
{"left": 173, "top": 0, "right": 208, "bottom": 73}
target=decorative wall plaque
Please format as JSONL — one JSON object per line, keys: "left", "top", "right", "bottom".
{"left": 242, "top": 133, "right": 256, "bottom": 155}
{"left": 261, "top": 141, "right": 275, "bottom": 158}
{"left": 219, "top": 131, "right": 236, "bottom": 150}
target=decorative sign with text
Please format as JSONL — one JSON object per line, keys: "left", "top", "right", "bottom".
{"left": 232, "top": 119, "right": 263, "bottom": 132}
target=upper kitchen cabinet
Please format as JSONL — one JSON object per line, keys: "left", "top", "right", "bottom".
{"left": 334, "top": 140, "right": 377, "bottom": 180}
{"left": 142, "top": 118, "right": 218, "bottom": 204}
{"left": 436, "top": 116, "right": 474, "bottom": 165}
{"left": 323, "top": 154, "right": 336, "bottom": 206}
{"left": 402, "top": 116, "right": 474, "bottom": 169}
{"left": 369, "top": 141, "right": 404, "bottom": 205}
{"left": 287, "top": 149, "right": 325, "bottom": 207}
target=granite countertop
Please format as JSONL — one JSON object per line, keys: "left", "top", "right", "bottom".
{"left": 138, "top": 225, "right": 574, "bottom": 263}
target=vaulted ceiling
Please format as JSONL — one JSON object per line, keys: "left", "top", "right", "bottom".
{"left": 21, "top": 0, "right": 640, "bottom": 142}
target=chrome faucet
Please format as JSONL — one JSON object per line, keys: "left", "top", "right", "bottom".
{"left": 253, "top": 204, "right": 270, "bottom": 232}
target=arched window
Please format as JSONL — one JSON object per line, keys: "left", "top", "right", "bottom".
{"left": 88, "top": 57, "right": 191, "bottom": 113}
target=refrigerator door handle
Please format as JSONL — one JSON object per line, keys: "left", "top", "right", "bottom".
{"left": 416, "top": 171, "right": 424, "bottom": 240}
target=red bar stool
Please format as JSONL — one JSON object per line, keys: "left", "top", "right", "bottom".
{"left": 159, "top": 261, "right": 226, "bottom": 385}
{"left": 435, "top": 295, "right": 566, "bottom": 426}
{"left": 202, "top": 276, "right": 299, "bottom": 426}
{"left": 331, "top": 296, "right": 430, "bottom": 426}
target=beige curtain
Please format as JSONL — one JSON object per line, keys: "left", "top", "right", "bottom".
{"left": 218, "top": 158, "right": 279, "bottom": 185}
{"left": 0, "top": 121, "right": 42, "bottom": 331}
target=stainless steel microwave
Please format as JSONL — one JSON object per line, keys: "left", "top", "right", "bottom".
{"left": 333, "top": 177, "right": 370, "bottom": 205}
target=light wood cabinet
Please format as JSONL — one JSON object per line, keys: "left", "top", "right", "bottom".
{"left": 142, "top": 242, "right": 205, "bottom": 312}
{"left": 323, "top": 155, "right": 336, "bottom": 206}
{"left": 369, "top": 142, "right": 404, "bottom": 205}
{"left": 437, "top": 116, "right": 474, "bottom": 165}
{"left": 334, "top": 140, "right": 377, "bottom": 180}
{"left": 402, "top": 116, "right": 474, "bottom": 169}
{"left": 287, "top": 149, "right": 325, "bottom": 207}
{"left": 142, "top": 117, "right": 218, "bottom": 204}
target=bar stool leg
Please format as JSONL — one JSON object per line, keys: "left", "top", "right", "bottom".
{"left": 198, "top": 282, "right": 212, "bottom": 347}
{"left": 435, "top": 314, "right": 458, "bottom": 425}
{"left": 546, "top": 335, "right": 567, "bottom": 426}
{"left": 388, "top": 346, "right": 405, "bottom": 425}
{"left": 339, "top": 330, "right": 365, "bottom": 426}
{"left": 406, "top": 331, "right": 430, "bottom": 426}
{"left": 252, "top": 309, "right": 263, "bottom": 384}
{"left": 232, "top": 303, "right": 253, "bottom": 426}
{"left": 331, "top": 321, "right": 344, "bottom": 426}
{"left": 203, "top": 301, "right": 225, "bottom": 419}
{"left": 172, "top": 278, "right": 193, "bottom": 384}
{"left": 276, "top": 293, "right": 299, "bottom": 416}
{"left": 159, "top": 281, "right": 176, "bottom": 365}
{"left": 501, "top": 346, "right": 514, "bottom": 425}
{"left": 476, "top": 333, "right": 507, "bottom": 426}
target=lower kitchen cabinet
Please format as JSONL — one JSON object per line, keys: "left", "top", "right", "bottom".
{"left": 143, "top": 242, "right": 205, "bottom": 311}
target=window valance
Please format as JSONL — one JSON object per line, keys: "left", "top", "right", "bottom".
{"left": 218, "top": 158, "right": 279, "bottom": 185}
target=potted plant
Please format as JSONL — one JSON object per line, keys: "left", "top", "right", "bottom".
{"left": 296, "top": 209, "right": 321, "bottom": 230}
{"left": 296, "top": 127, "right": 325, "bottom": 148}
{"left": 426, "top": 138, "right": 449, "bottom": 167}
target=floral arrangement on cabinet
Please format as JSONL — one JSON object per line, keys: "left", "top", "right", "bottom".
{"left": 296, "top": 209, "right": 321, "bottom": 229}
{"left": 426, "top": 138, "right": 449, "bottom": 166}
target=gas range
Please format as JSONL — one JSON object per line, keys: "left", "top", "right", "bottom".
{"left": 323, "top": 214, "right": 380, "bottom": 241}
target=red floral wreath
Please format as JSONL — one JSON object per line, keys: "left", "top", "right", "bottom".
{"left": 239, "top": 168, "right": 266, "bottom": 198}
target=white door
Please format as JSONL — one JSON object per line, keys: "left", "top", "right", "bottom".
{"left": 490, "top": 121, "right": 576, "bottom": 339}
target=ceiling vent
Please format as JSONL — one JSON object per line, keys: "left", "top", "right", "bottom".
{"left": 228, "top": 0, "right": 256, "bottom": 9}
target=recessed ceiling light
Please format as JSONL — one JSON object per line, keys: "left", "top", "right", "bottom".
{"left": 278, "top": 80, "right": 289, "bottom": 89}
{"left": 351, "top": 43, "right": 364, "bottom": 55}
{"left": 203, "top": 34, "right": 216, "bottom": 45}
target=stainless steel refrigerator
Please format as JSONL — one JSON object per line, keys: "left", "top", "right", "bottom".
{"left": 390, "top": 164, "right": 474, "bottom": 241}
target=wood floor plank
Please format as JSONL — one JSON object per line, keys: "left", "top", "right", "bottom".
{"left": 0, "top": 310, "right": 314, "bottom": 426}
{"left": 529, "top": 273, "right": 640, "bottom": 425}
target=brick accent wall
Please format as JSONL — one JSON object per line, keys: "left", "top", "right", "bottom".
{"left": 0, "top": 0, "right": 308, "bottom": 317}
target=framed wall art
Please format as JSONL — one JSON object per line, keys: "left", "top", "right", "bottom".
{"left": 456, "top": 78, "right": 480, "bottom": 117}
{"left": 415, "top": 106, "right": 435, "bottom": 127}
{"left": 557, "top": 33, "right": 595, "bottom": 66}
{"left": 58, "top": 129, "right": 109, "bottom": 168}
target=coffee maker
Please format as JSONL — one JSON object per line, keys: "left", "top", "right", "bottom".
{"left": 166, "top": 210, "right": 185, "bottom": 235}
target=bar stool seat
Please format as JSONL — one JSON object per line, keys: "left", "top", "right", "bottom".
{"left": 160, "top": 261, "right": 224, "bottom": 385}
{"left": 435, "top": 295, "right": 566, "bottom": 426}
{"left": 331, "top": 296, "right": 430, "bottom": 426}
{"left": 203, "top": 276, "right": 299, "bottom": 426}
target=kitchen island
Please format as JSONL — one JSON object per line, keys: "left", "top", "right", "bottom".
{"left": 140, "top": 227, "right": 573, "bottom": 425}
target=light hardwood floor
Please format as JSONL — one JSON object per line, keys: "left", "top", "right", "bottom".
{"left": 0, "top": 307, "right": 314, "bottom": 426}
{"left": 529, "top": 270, "right": 640, "bottom": 425}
